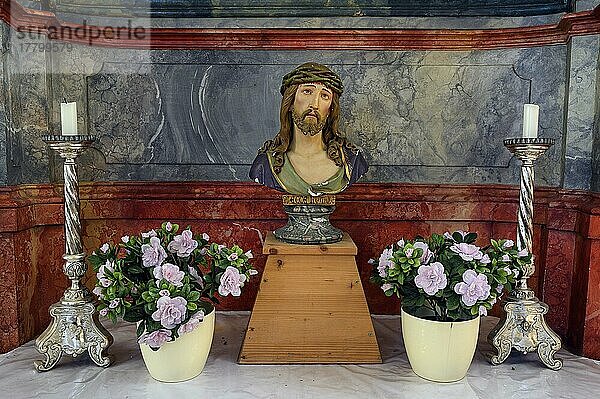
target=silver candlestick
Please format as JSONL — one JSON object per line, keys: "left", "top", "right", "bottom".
{"left": 34, "top": 135, "right": 113, "bottom": 371}
{"left": 488, "top": 137, "right": 562, "bottom": 370}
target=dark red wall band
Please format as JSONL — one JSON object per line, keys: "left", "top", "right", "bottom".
{"left": 1, "top": 0, "right": 599, "bottom": 50}
{"left": 0, "top": 181, "right": 599, "bottom": 359}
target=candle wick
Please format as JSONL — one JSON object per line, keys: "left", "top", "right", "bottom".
{"left": 62, "top": 98, "right": 67, "bottom": 103}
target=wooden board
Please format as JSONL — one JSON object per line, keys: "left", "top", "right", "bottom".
{"left": 263, "top": 232, "right": 357, "bottom": 256}
{"left": 239, "top": 233, "right": 381, "bottom": 364}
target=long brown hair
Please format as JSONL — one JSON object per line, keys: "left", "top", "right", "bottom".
{"left": 258, "top": 84, "right": 355, "bottom": 174}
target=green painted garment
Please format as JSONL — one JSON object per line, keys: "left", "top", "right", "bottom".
{"left": 267, "top": 152, "right": 348, "bottom": 196}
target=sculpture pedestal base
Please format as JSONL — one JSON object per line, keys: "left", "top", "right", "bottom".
{"left": 238, "top": 232, "right": 381, "bottom": 364}
{"left": 34, "top": 301, "right": 113, "bottom": 371}
{"left": 274, "top": 203, "right": 342, "bottom": 245}
{"left": 487, "top": 290, "right": 562, "bottom": 370}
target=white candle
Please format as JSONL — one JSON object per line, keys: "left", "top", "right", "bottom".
{"left": 60, "top": 102, "right": 78, "bottom": 135}
{"left": 522, "top": 104, "right": 539, "bottom": 138}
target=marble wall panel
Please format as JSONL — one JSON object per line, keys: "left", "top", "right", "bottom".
{"left": 564, "top": 35, "right": 600, "bottom": 190}
{"left": 35, "top": 44, "right": 566, "bottom": 186}
{"left": 46, "top": 0, "right": 573, "bottom": 19}
{"left": 0, "top": 22, "right": 8, "bottom": 186}
{"left": 57, "top": 9, "right": 564, "bottom": 30}
{"left": 576, "top": 0, "right": 600, "bottom": 12}
{"left": 592, "top": 44, "right": 600, "bottom": 192}
{"left": 3, "top": 26, "right": 53, "bottom": 185}
{"left": 0, "top": 234, "right": 19, "bottom": 352}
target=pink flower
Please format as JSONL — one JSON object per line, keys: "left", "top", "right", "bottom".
{"left": 478, "top": 306, "right": 488, "bottom": 316}
{"left": 244, "top": 250, "right": 253, "bottom": 259}
{"left": 121, "top": 235, "right": 130, "bottom": 243}
{"left": 480, "top": 254, "right": 491, "bottom": 264}
{"left": 501, "top": 254, "right": 510, "bottom": 262}
{"left": 218, "top": 266, "right": 247, "bottom": 297}
{"left": 100, "top": 243, "right": 110, "bottom": 253}
{"left": 154, "top": 263, "right": 185, "bottom": 287}
{"left": 99, "top": 308, "right": 109, "bottom": 317}
{"left": 152, "top": 296, "right": 188, "bottom": 329}
{"left": 138, "top": 329, "right": 172, "bottom": 349}
{"left": 414, "top": 262, "right": 448, "bottom": 295}
{"left": 159, "top": 289, "right": 170, "bottom": 297}
{"left": 168, "top": 230, "right": 198, "bottom": 257}
{"left": 381, "top": 283, "right": 393, "bottom": 292}
{"left": 92, "top": 286, "right": 104, "bottom": 299}
{"left": 141, "top": 237, "right": 167, "bottom": 268}
{"left": 96, "top": 260, "right": 114, "bottom": 287}
{"left": 377, "top": 247, "right": 394, "bottom": 277}
{"left": 413, "top": 241, "right": 433, "bottom": 264}
{"left": 227, "top": 253, "right": 239, "bottom": 261}
{"left": 450, "top": 243, "right": 483, "bottom": 261}
{"left": 165, "top": 222, "right": 173, "bottom": 231}
{"left": 142, "top": 229, "right": 157, "bottom": 238}
{"left": 177, "top": 311, "right": 205, "bottom": 335}
{"left": 454, "top": 270, "right": 491, "bottom": 306}
{"left": 517, "top": 248, "right": 529, "bottom": 257}
{"left": 503, "top": 240, "right": 514, "bottom": 248}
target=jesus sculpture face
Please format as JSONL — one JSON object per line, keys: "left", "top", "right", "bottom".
{"left": 291, "top": 82, "right": 333, "bottom": 136}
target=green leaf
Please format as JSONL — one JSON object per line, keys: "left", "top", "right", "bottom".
{"left": 464, "top": 232, "right": 477, "bottom": 243}
{"left": 396, "top": 274, "right": 404, "bottom": 285}
{"left": 144, "top": 303, "right": 154, "bottom": 314}
{"left": 128, "top": 265, "right": 145, "bottom": 274}
{"left": 123, "top": 306, "right": 145, "bottom": 323}
{"left": 187, "top": 302, "right": 198, "bottom": 311}
{"left": 447, "top": 295, "right": 459, "bottom": 310}
{"left": 188, "top": 291, "right": 201, "bottom": 302}
{"left": 452, "top": 232, "right": 464, "bottom": 242}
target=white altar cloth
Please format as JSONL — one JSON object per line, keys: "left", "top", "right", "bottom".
{"left": 1, "top": 312, "right": 598, "bottom": 399}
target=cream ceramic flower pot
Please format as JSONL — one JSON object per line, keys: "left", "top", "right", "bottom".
{"left": 139, "top": 309, "right": 215, "bottom": 383}
{"left": 401, "top": 308, "right": 480, "bottom": 382}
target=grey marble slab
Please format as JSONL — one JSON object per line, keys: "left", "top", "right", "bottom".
{"left": 576, "top": 0, "right": 600, "bottom": 12}
{"left": 3, "top": 29, "right": 53, "bottom": 185}
{"left": 564, "top": 35, "right": 600, "bottom": 190}
{"left": 53, "top": 13, "right": 564, "bottom": 30}
{"left": 591, "top": 41, "right": 600, "bottom": 192}
{"left": 46, "top": 0, "right": 573, "bottom": 18}
{"left": 3, "top": 22, "right": 594, "bottom": 189}
{"left": 37, "top": 45, "right": 567, "bottom": 186}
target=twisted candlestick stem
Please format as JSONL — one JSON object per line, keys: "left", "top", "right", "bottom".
{"left": 63, "top": 158, "right": 82, "bottom": 255}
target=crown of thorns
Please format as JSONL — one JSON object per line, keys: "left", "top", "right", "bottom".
{"left": 280, "top": 62, "right": 344, "bottom": 96}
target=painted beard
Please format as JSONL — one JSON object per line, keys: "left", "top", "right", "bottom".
{"left": 291, "top": 108, "right": 327, "bottom": 136}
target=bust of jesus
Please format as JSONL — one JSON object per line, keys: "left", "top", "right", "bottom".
{"left": 249, "top": 62, "right": 368, "bottom": 197}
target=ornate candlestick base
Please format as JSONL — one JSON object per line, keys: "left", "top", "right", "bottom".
{"left": 34, "top": 135, "right": 113, "bottom": 371}
{"left": 273, "top": 195, "right": 343, "bottom": 244}
{"left": 487, "top": 137, "right": 562, "bottom": 370}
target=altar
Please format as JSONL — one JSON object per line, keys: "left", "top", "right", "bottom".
{"left": 0, "top": 313, "right": 598, "bottom": 398}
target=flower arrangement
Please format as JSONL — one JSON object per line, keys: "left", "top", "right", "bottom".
{"left": 90, "top": 222, "right": 257, "bottom": 349}
{"left": 370, "top": 230, "right": 531, "bottom": 321}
